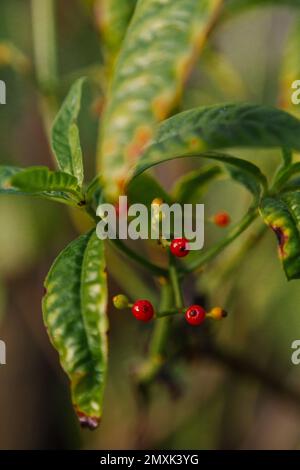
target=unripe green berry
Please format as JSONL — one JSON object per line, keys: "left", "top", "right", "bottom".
{"left": 113, "top": 294, "right": 130, "bottom": 310}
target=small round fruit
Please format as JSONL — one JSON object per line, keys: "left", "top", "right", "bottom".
{"left": 132, "top": 300, "right": 154, "bottom": 322}
{"left": 170, "top": 238, "right": 190, "bottom": 258}
{"left": 185, "top": 305, "right": 206, "bottom": 326}
{"left": 113, "top": 294, "right": 129, "bottom": 310}
{"left": 209, "top": 307, "right": 228, "bottom": 320}
{"left": 213, "top": 212, "right": 231, "bottom": 227}
{"left": 151, "top": 197, "right": 164, "bottom": 207}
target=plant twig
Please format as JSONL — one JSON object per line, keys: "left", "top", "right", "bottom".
{"left": 184, "top": 208, "right": 258, "bottom": 274}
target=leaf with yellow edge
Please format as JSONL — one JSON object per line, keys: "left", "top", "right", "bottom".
{"left": 98, "top": 0, "right": 225, "bottom": 201}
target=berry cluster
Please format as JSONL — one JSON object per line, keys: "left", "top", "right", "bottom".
{"left": 150, "top": 198, "right": 231, "bottom": 259}
{"left": 113, "top": 295, "right": 227, "bottom": 326}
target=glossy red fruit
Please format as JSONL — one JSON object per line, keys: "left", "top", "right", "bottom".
{"left": 214, "top": 212, "right": 231, "bottom": 227}
{"left": 132, "top": 300, "right": 154, "bottom": 322}
{"left": 185, "top": 305, "right": 206, "bottom": 326}
{"left": 170, "top": 238, "right": 190, "bottom": 258}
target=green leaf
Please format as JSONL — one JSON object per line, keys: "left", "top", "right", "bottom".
{"left": 98, "top": 0, "right": 137, "bottom": 59}
{"left": 132, "top": 103, "right": 300, "bottom": 180}
{"left": 86, "top": 176, "right": 104, "bottom": 211}
{"left": 11, "top": 166, "right": 80, "bottom": 193}
{"left": 127, "top": 173, "right": 171, "bottom": 206}
{"left": 259, "top": 194, "right": 300, "bottom": 280}
{"left": 0, "top": 166, "right": 24, "bottom": 195}
{"left": 172, "top": 165, "right": 222, "bottom": 204}
{"left": 52, "top": 78, "right": 85, "bottom": 184}
{"left": 0, "top": 165, "right": 83, "bottom": 205}
{"left": 224, "top": 164, "right": 261, "bottom": 200}
{"left": 42, "top": 230, "right": 108, "bottom": 428}
{"left": 98, "top": 0, "right": 224, "bottom": 200}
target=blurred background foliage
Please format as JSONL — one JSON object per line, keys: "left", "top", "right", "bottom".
{"left": 1, "top": 0, "right": 300, "bottom": 450}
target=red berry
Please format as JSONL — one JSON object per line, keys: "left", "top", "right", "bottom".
{"left": 185, "top": 305, "right": 206, "bottom": 326}
{"left": 214, "top": 212, "right": 231, "bottom": 227}
{"left": 170, "top": 238, "right": 190, "bottom": 258}
{"left": 132, "top": 300, "right": 154, "bottom": 322}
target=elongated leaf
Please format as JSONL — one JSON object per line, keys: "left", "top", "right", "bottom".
{"left": 11, "top": 166, "right": 80, "bottom": 194}
{"left": 96, "top": 0, "right": 137, "bottom": 60}
{"left": 173, "top": 165, "right": 222, "bottom": 204}
{"left": 224, "top": 165, "right": 261, "bottom": 200}
{"left": 86, "top": 175, "right": 104, "bottom": 210}
{"left": 0, "top": 165, "right": 82, "bottom": 205}
{"left": 131, "top": 104, "right": 300, "bottom": 181}
{"left": 259, "top": 193, "right": 300, "bottom": 280}
{"left": 127, "top": 173, "right": 171, "bottom": 206}
{"left": 43, "top": 230, "right": 108, "bottom": 428}
{"left": 52, "top": 78, "right": 85, "bottom": 184}
{"left": 98, "top": 0, "right": 225, "bottom": 200}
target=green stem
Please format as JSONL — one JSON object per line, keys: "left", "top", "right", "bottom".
{"left": 31, "top": 0, "right": 58, "bottom": 136}
{"left": 169, "top": 257, "right": 184, "bottom": 309}
{"left": 84, "top": 202, "right": 168, "bottom": 277}
{"left": 156, "top": 308, "right": 184, "bottom": 318}
{"left": 31, "top": 0, "right": 58, "bottom": 90}
{"left": 184, "top": 208, "right": 258, "bottom": 273}
{"left": 136, "top": 259, "right": 184, "bottom": 383}
{"left": 136, "top": 282, "right": 173, "bottom": 384}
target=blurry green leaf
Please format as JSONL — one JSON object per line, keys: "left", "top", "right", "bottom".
{"left": 132, "top": 104, "right": 300, "bottom": 180}
{"left": 259, "top": 193, "right": 300, "bottom": 280}
{"left": 43, "top": 230, "right": 108, "bottom": 428}
{"left": 224, "top": 165, "right": 261, "bottom": 200}
{"left": 98, "top": 0, "right": 224, "bottom": 200}
{"left": 172, "top": 165, "right": 222, "bottom": 204}
{"left": 86, "top": 175, "right": 104, "bottom": 210}
{"left": 282, "top": 148, "right": 292, "bottom": 167}
{"left": 195, "top": 47, "right": 246, "bottom": 102}
{"left": 97, "top": 0, "right": 137, "bottom": 59}
{"left": 226, "top": 0, "right": 300, "bottom": 16}
{"left": 127, "top": 173, "right": 171, "bottom": 206}
{"left": 52, "top": 78, "right": 85, "bottom": 184}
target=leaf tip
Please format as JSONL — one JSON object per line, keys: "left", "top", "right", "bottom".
{"left": 76, "top": 410, "right": 100, "bottom": 431}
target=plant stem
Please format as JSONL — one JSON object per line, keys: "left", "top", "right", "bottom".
{"left": 184, "top": 208, "right": 258, "bottom": 274}
{"left": 136, "top": 281, "right": 173, "bottom": 384}
{"left": 31, "top": 0, "right": 58, "bottom": 90}
{"left": 169, "top": 257, "right": 184, "bottom": 309}
{"left": 31, "top": 0, "right": 58, "bottom": 135}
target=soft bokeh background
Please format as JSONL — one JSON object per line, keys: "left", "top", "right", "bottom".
{"left": 1, "top": 0, "right": 300, "bottom": 450}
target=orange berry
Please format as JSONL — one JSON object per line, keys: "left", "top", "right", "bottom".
{"left": 213, "top": 212, "right": 231, "bottom": 227}
{"left": 208, "top": 307, "right": 228, "bottom": 320}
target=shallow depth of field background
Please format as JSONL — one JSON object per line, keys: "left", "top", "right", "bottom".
{"left": 0, "top": 1, "right": 300, "bottom": 450}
